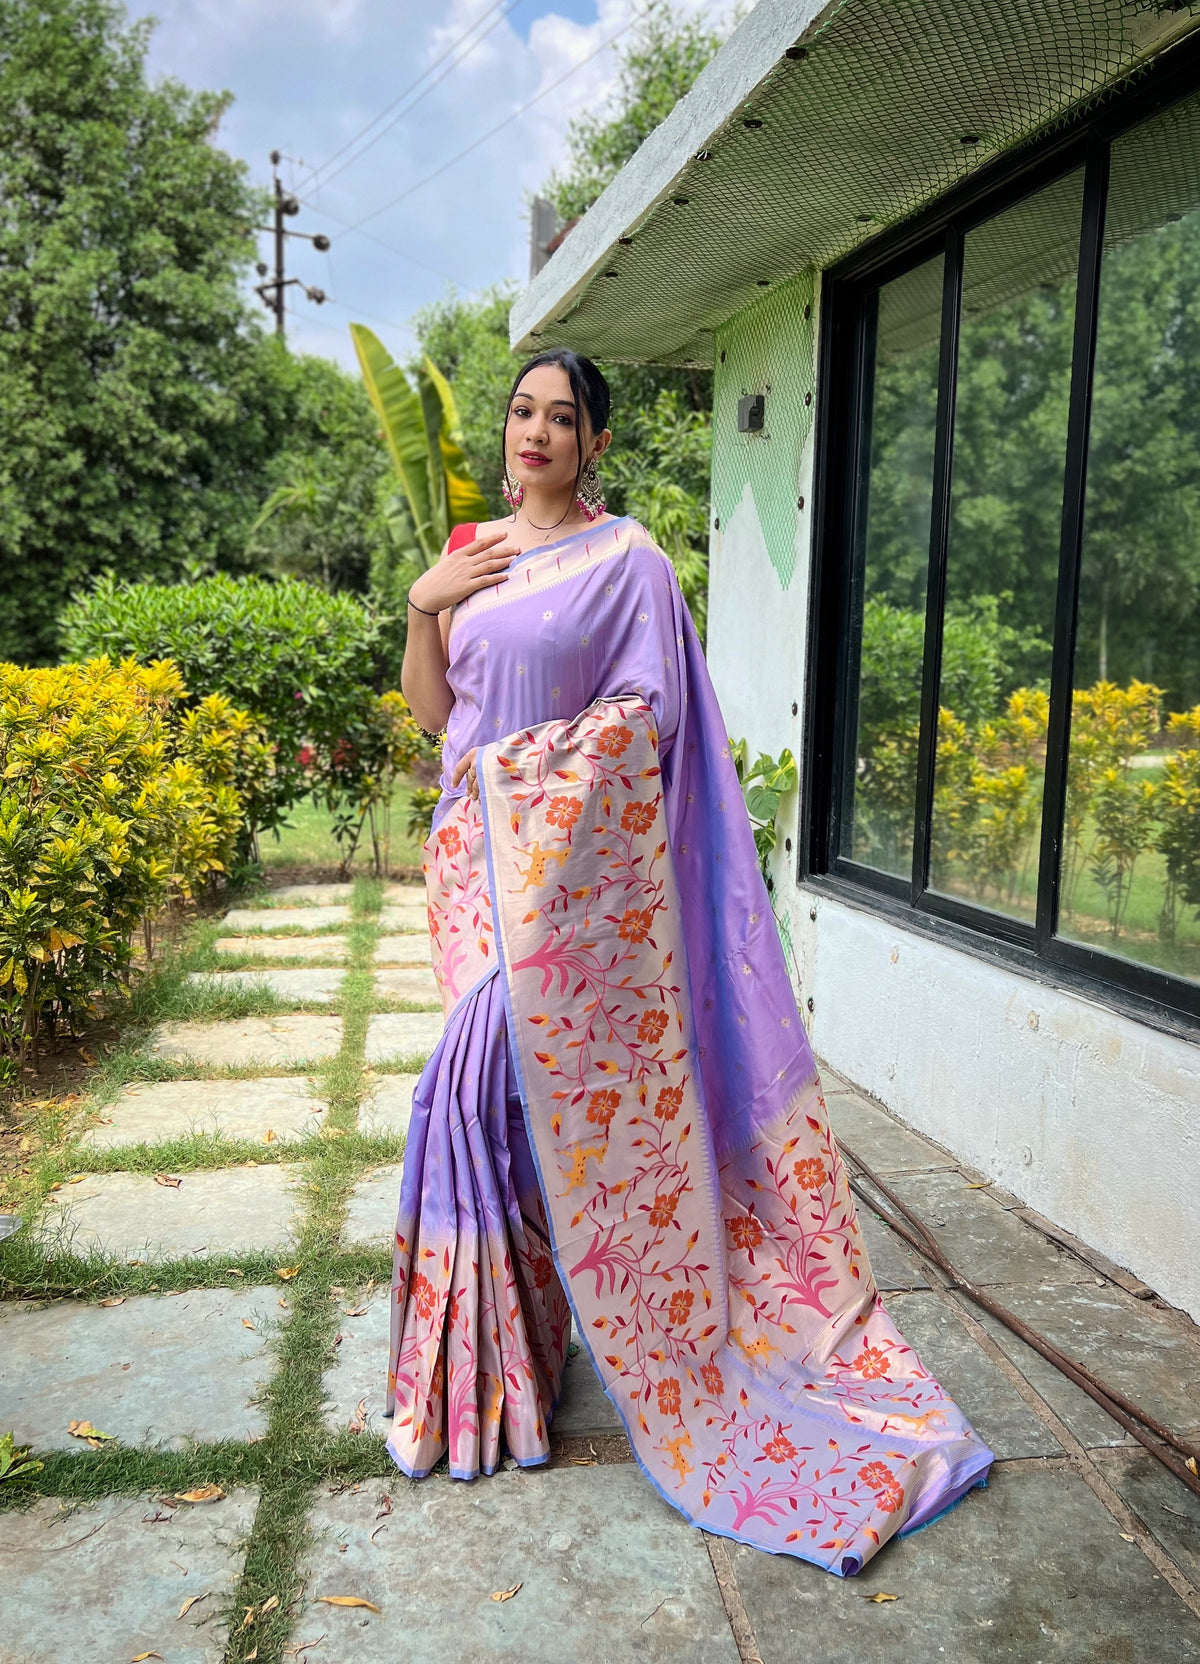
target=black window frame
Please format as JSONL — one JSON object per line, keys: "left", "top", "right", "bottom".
{"left": 804, "top": 34, "right": 1200, "bottom": 1038}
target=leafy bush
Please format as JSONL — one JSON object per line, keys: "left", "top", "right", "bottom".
{"left": 0, "top": 657, "right": 256, "bottom": 1069}
{"left": 60, "top": 574, "right": 394, "bottom": 851}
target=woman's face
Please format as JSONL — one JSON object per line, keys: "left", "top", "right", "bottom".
{"left": 504, "top": 362, "right": 609, "bottom": 500}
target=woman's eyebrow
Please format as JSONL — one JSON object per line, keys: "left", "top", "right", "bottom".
{"left": 512, "top": 390, "right": 577, "bottom": 408}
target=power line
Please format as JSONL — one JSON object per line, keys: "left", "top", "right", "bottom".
{"left": 342, "top": 15, "right": 640, "bottom": 237}
{"left": 296, "top": 0, "right": 523, "bottom": 193}
{"left": 294, "top": 197, "right": 457, "bottom": 285}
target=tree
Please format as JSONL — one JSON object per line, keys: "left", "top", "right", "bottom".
{"left": 0, "top": 0, "right": 289, "bottom": 663}
{"left": 249, "top": 353, "right": 394, "bottom": 593}
{"left": 543, "top": 0, "right": 725, "bottom": 222}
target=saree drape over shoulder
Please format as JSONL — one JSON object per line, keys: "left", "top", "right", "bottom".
{"left": 387, "top": 516, "right": 992, "bottom": 1576}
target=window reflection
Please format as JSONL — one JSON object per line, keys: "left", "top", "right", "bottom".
{"left": 928, "top": 171, "right": 1083, "bottom": 920}
{"left": 1061, "top": 94, "right": 1200, "bottom": 981}
{"left": 842, "top": 255, "right": 943, "bottom": 877}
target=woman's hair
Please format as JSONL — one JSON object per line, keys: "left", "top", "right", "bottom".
{"left": 502, "top": 348, "right": 611, "bottom": 526}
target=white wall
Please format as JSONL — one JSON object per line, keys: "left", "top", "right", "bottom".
{"left": 706, "top": 286, "right": 1200, "bottom": 1323}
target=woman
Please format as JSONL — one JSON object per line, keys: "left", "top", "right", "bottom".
{"left": 388, "top": 348, "right": 992, "bottom": 1576}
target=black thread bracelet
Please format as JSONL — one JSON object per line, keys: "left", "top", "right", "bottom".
{"left": 407, "top": 597, "right": 441, "bottom": 617}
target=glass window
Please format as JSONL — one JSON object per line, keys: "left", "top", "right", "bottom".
{"left": 929, "top": 172, "right": 1084, "bottom": 920}
{"left": 841, "top": 255, "right": 943, "bottom": 878}
{"left": 1060, "top": 95, "right": 1200, "bottom": 982}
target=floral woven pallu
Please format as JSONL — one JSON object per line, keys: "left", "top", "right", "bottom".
{"left": 386, "top": 516, "right": 992, "bottom": 1576}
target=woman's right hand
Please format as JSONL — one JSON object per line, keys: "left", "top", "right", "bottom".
{"left": 408, "top": 529, "right": 520, "bottom": 614}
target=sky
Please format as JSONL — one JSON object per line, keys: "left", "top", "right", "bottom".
{"left": 125, "top": 0, "right": 735, "bottom": 369}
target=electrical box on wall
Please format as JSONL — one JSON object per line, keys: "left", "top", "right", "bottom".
{"left": 737, "top": 392, "right": 766, "bottom": 432}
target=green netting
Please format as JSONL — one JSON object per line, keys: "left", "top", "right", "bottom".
{"left": 712, "top": 273, "right": 817, "bottom": 589}
{"left": 521, "top": 0, "right": 1200, "bottom": 367}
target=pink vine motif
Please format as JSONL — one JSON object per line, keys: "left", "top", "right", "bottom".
{"left": 424, "top": 794, "right": 494, "bottom": 1015}
{"left": 481, "top": 694, "right": 990, "bottom": 1571}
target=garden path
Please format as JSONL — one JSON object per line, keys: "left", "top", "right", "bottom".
{"left": 2, "top": 881, "right": 1199, "bottom": 1662}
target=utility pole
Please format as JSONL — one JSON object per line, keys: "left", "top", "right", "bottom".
{"left": 255, "top": 150, "right": 332, "bottom": 341}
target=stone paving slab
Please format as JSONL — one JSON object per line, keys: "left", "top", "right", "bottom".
{"left": 262, "top": 882, "right": 355, "bottom": 904}
{"left": 825, "top": 1087, "right": 956, "bottom": 1174}
{"left": 555, "top": 1331, "right": 625, "bottom": 1439}
{"left": 0, "top": 1286, "right": 277, "bottom": 1450}
{"left": 364, "top": 1012, "right": 444, "bottom": 1066}
{"left": 373, "top": 967, "right": 441, "bottom": 1004}
{"left": 1092, "top": 1446, "right": 1200, "bottom": 1585}
{"left": 887, "top": 1292, "right": 1064, "bottom": 1461}
{"left": 81, "top": 1077, "right": 326, "bottom": 1149}
{"left": 730, "top": 1464, "right": 1200, "bottom": 1664}
{"left": 886, "top": 1169, "right": 1093, "bottom": 1287}
{"left": 377, "top": 903, "right": 429, "bottom": 932}
{"left": 383, "top": 883, "right": 426, "bottom": 905}
{"left": 294, "top": 1466, "right": 741, "bottom": 1663}
{"left": 373, "top": 933, "right": 434, "bottom": 965}
{"left": 360, "top": 1076, "right": 417, "bottom": 1139}
{"left": 186, "top": 967, "right": 347, "bottom": 1004}
{"left": 857, "top": 1207, "right": 929, "bottom": 1290}
{"left": 322, "top": 1288, "right": 389, "bottom": 1435}
{"left": 215, "top": 934, "right": 350, "bottom": 961}
{"left": 39, "top": 1164, "right": 304, "bottom": 1261}
{"left": 342, "top": 1164, "right": 402, "bottom": 1249}
{"left": 221, "top": 905, "right": 351, "bottom": 932}
{"left": 0, "top": 1489, "right": 258, "bottom": 1664}
{"left": 984, "top": 1283, "right": 1200, "bottom": 1443}
{"left": 151, "top": 1014, "right": 343, "bottom": 1068}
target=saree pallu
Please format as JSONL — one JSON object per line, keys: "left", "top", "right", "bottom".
{"left": 387, "top": 517, "right": 993, "bottom": 1576}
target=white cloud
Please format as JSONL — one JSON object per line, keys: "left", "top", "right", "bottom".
{"left": 125, "top": 0, "right": 738, "bottom": 369}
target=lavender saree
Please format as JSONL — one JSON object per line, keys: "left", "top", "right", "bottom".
{"left": 386, "top": 516, "right": 992, "bottom": 1576}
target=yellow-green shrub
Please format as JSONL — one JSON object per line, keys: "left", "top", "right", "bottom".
{"left": 0, "top": 657, "right": 260, "bottom": 1067}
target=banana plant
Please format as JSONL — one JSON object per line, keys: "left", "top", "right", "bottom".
{"left": 350, "top": 324, "right": 489, "bottom": 570}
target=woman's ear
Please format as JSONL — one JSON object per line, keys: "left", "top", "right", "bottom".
{"left": 592, "top": 428, "right": 613, "bottom": 460}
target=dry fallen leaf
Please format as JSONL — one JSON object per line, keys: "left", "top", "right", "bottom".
{"left": 1120, "top": 1532, "right": 1136, "bottom": 1542}
{"left": 131, "top": 1653, "right": 164, "bottom": 1661}
{"left": 242, "top": 1318, "right": 257, "bottom": 1331}
{"left": 863, "top": 1592, "right": 899, "bottom": 1603}
{"left": 276, "top": 1266, "right": 300, "bottom": 1281}
{"left": 67, "top": 1420, "right": 116, "bottom": 1446}
{"left": 178, "top": 1592, "right": 211, "bottom": 1620}
{"left": 154, "top": 1173, "right": 182, "bottom": 1189}
{"left": 225, "top": 1268, "right": 244, "bottom": 1277}
{"left": 264, "top": 1129, "right": 277, "bottom": 1143}
{"left": 348, "top": 1398, "right": 368, "bottom": 1435}
{"left": 342, "top": 1305, "right": 368, "bottom": 1318}
{"left": 174, "top": 1485, "right": 225, "bottom": 1504}
{"left": 246, "top": 1650, "right": 258, "bottom": 1662}
{"left": 65, "top": 1174, "right": 87, "bottom": 1185}
{"left": 99, "top": 1297, "right": 126, "bottom": 1308}
{"left": 966, "top": 1182, "right": 989, "bottom": 1189}
{"left": 260, "top": 1595, "right": 280, "bottom": 1616}
{"left": 316, "top": 1596, "right": 382, "bottom": 1613}
{"left": 491, "top": 1583, "right": 522, "bottom": 1603}
{"left": 1188, "top": 1457, "right": 1198, "bottom": 1477}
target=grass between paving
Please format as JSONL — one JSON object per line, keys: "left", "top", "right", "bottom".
{"left": 0, "top": 868, "right": 424, "bottom": 1664}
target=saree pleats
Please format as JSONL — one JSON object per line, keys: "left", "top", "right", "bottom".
{"left": 386, "top": 964, "right": 571, "bottom": 1480}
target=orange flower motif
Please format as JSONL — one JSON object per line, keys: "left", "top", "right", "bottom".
{"left": 586, "top": 1089, "right": 620, "bottom": 1131}
{"left": 726, "top": 1215, "right": 764, "bottom": 1251}
{"left": 620, "top": 798, "right": 655, "bottom": 834}
{"left": 649, "top": 1191, "right": 678, "bottom": 1229}
{"left": 701, "top": 1362, "right": 724, "bottom": 1395}
{"left": 657, "top": 1377, "right": 682, "bottom": 1416}
{"left": 859, "top": 1462, "right": 904, "bottom": 1512}
{"left": 596, "top": 724, "right": 634, "bottom": 757}
{"left": 447, "top": 1293, "right": 460, "bottom": 1327}
{"left": 654, "top": 1084, "right": 684, "bottom": 1121}
{"left": 533, "top": 1254, "right": 554, "bottom": 1290}
{"left": 437, "top": 824, "right": 462, "bottom": 857}
{"left": 410, "top": 1271, "right": 436, "bottom": 1321}
{"left": 430, "top": 1353, "right": 445, "bottom": 1398}
{"left": 545, "top": 795, "right": 581, "bottom": 830}
{"left": 793, "top": 1157, "right": 828, "bottom": 1191}
{"left": 853, "top": 1344, "right": 891, "bottom": 1381}
{"left": 618, "top": 906, "right": 655, "bottom": 944}
{"left": 763, "top": 1431, "right": 798, "bottom": 1464}
{"left": 637, "top": 1009, "right": 669, "bottom": 1044}
{"left": 667, "top": 1289, "right": 694, "bottom": 1326}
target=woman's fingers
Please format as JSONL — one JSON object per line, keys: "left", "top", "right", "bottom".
{"left": 450, "top": 747, "right": 478, "bottom": 788}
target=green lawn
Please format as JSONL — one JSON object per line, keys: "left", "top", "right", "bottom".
{"left": 260, "top": 779, "right": 431, "bottom": 874}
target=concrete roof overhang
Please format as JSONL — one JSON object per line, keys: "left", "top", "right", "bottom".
{"left": 510, "top": 0, "right": 1200, "bottom": 367}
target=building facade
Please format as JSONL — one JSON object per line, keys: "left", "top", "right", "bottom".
{"left": 512, "top": 0, "right": 1200, "bottom": 1318}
